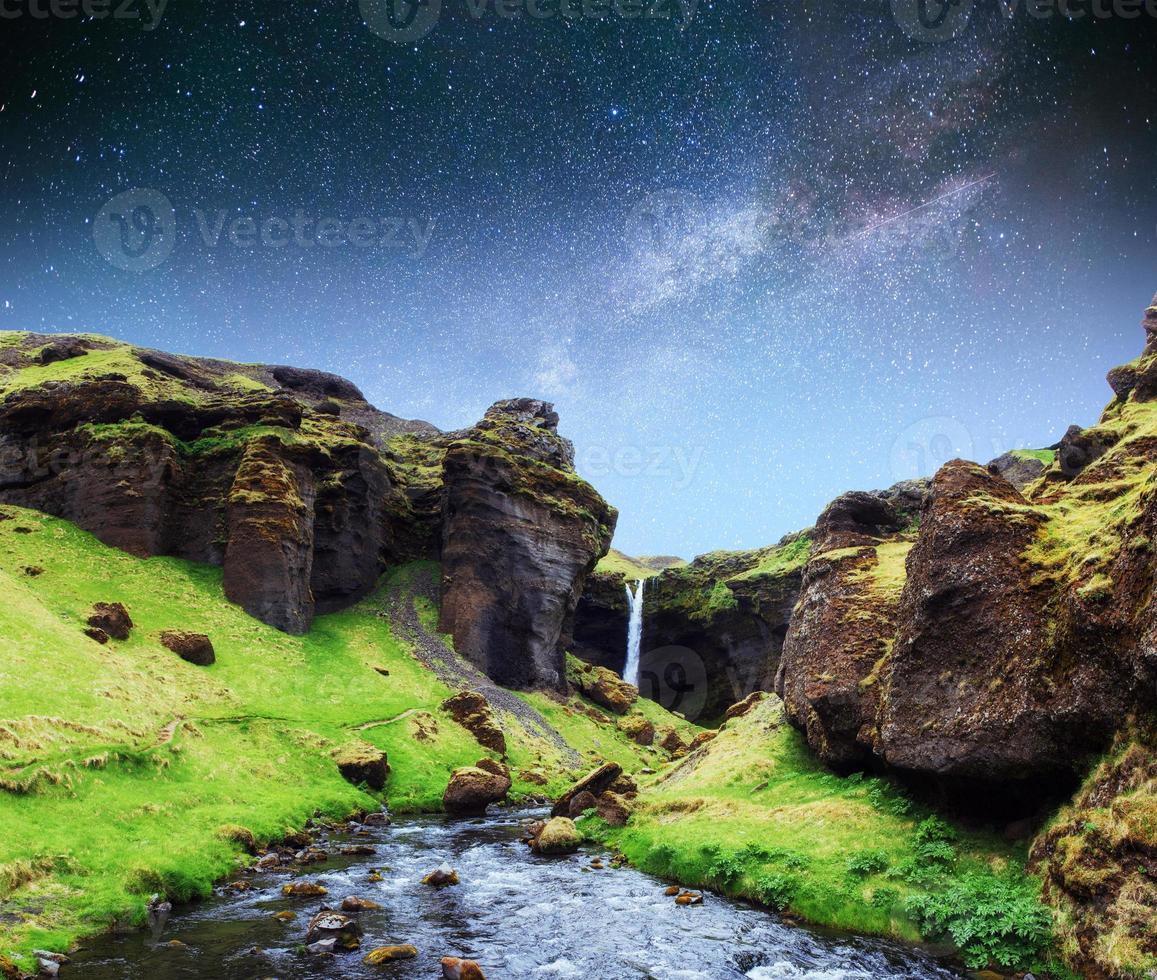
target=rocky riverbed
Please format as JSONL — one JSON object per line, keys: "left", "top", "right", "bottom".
{"left": 62, "top": 809, "right": 970, "bottom": 979}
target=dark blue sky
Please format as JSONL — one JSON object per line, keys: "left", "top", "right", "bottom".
{"left": 3, "top": 0, "right": 1156, "bottom": 556}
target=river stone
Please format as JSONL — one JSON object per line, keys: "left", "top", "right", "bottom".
{"left": 422, "top": 863, "right": 460, "bottom": 888}
{"left": 442, "top": 956, "right": 486, "bottom": 979}
{"left": 534, "top": 817, "right": 581, "bottom": 855}
{"left": 442, "top": 764, "right": 511, "bottom": 816}
{"left": 365, "top": 945, "right": 418, "bottom": 964}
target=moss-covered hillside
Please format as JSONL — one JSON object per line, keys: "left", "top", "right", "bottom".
{"left": 0, "top": 505, "right": 686, "bottom": 972}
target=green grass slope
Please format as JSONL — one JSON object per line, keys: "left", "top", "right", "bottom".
{"left": 0, "top": 506, "right": 678, "bottom": 971}
{"left": 588, "top": 697, "right": 1061, "bottom": 974}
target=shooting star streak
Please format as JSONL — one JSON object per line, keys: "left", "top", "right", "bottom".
{"left": 853, "top": 173, "right": 997, "bottom": 240}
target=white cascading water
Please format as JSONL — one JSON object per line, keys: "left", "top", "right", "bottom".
{"left": 622, "top": 578, "right": 645, "bottom": 686}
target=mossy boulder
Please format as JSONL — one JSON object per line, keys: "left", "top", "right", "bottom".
{"left": 567, "top": 658, "right": 637, "bottom": 715}
{"left": 365, "top": 945, "right": 418, "bottom": 964}
{"left": 443, "top": 762, "right": 511, "bottom": 816}
{"left": 534, "top": 817, "right": 581, "bottom": 855}
{"left": 441, "top": 690, "right": 506, "bottom": 755}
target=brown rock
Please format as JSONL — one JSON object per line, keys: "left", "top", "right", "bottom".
{"left": 551, "top": 762, "right": 622, "bottom": 818}
{"left": 84, "top": 626, "right": 109, "bottom": 644}
{"left": 441, "top": 690, "right": 506, "bottom": 755}
{"left": 305, "top": 910, "right": 361, "bottom": 950}
{"left": 438, "top": 399, "right": 616, "bottom": 690}
{"left": 281, "top": 881, "right": 327, "bottom": 897}
{"left": 340, "top": 896, "right": 382, "bottom": 912}
{"left": 365, "top": 945, "right": 418, "bottom": 964}
{"left": 441, "top": 956, "right": 486, "bottom": 979}
{"left": 534, "top": 816, "right": 581, "bottom": 854}
{"left": 160, "top": 630, "right": 215, "bottom": 666}
{"left": 567, "top": 791, "right": 598, "bottom": 817}
{"left": 657, "top": 727, "right": 687, "bottom": 755}
{"left": 333, "top": 743, "right": 390, "bottom": 791}
{"left": 664, "top": 886, "right": 680, "bottom": 896}
{"left": 596, "top": 791, "right": 631, "bottom": 827}
{"left": 723, "top": 691, "right": 767, "bottom": 721}
{"left": 443, "top": 764, "right": 511, "bottom": 816}
{"left": 87, "top": 601, "right": 133, "bottom": 640}
{"left": 675, "top": 891, "right": 703, "bottom": 905}
{"left": 568, "top": 659, "right": 638, "bottom": 715}
{"left": 422, "top": 863, "right": 460, "bottom": 888}
{"left": 617, "top": 713, "right": 655, "bottom": 745}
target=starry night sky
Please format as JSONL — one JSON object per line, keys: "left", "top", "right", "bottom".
{"left": 3, "top": 0, "right": 1157, "bottom": 557}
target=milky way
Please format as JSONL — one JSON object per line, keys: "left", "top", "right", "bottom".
{"left": 3, "top": 0, "right": 1156, "bottom": 556}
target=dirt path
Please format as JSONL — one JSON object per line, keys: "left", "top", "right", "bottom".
{"left": 385, "top": 565, "right": 581, "bottom": 766}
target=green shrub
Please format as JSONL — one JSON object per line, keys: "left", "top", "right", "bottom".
{"left": 755, "top": 871, "right": 797, "bottom": 909}
{"left": 869, "top": 886, "right": 900, "bottom": 910}
{"left": 707, "top": 851, "right": 745, "bottom": 886}
{"left": 846, "top": 849, "right": 889, "bottom": 877}
{"left": 905, "top": 870, "right": 1053, "bottom": 970}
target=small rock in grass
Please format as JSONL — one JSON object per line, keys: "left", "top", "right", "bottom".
{"left": 160, "top": 630, "right": 215, "bottom": 666}
{"left": 22, "top": 565, "right": 44, "bottom": 577}
{"left": 84, "top": 627, "right": 109, "bottom": 644}
{"left": 86, "top": 601, "right": 133, "bottom": 640}
{"left": 364, "top": 945, "right": 418, "bottom": 964}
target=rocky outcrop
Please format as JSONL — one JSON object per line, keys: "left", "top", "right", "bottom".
{"left": 333, "top": 743, "right": 390, "bottom": 791}
{"left": 0, "top": 338, "right": 614, "bottom": 694}
{"left": 775, "top": 482, "right": 926, "bottom": 769}
{"left": 551, "top": 762, "right": 622, "bottom": 818}
{"left": 87, "top": 601, "right": 133, "bottom": 641}
{"left": 574, "top": 534, "right": 808, "bottom": 722}
{"left": 441, "top": 690, "right": 506, "bottom": 755}
{"left": 1029, "top": 722, "right": 1157, "bottom": 980}
{"left": 566, "top": 657, "right": 637, "bottom": 714}
{"left": 438, "top": 399, "right": 616, "bottom": 690}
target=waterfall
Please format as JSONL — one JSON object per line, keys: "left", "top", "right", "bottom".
{"left": 622, "top": 579, "right": 645, "bottom": 687}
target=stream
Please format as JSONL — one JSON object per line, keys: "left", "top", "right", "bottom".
{"left": 66, "top": 809, "right": 969, "bottom": 979}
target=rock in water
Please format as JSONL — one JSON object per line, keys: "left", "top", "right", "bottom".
{"left": 441, "top": 956, "right": 486, "bottom": 979}
{"left": 87, "top": 602, "right": 133, "bottom": 640}
{"left": 438, "top": 399, "right": 616, "bottom": 690}
{"left": 442, "top": 762, "right": 511, "bottom": 816}
{"left": 533, "top": 817, "right": 581, "bottom": 855}
{"left": 421, "top": 863, "right": 460, "bottom": 888}
{"left": 160, "top": 630, "right": 215, "bottom": 666}
{"left": 364, "top": 945, "right": 418, "bottom": 964}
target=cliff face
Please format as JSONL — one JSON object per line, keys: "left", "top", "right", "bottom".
{"left": 438, "top": 399, "right": 617, "bottom": 690}
{"left": 775, "top": 482, "right": 926, "bottom": 768}
{"left": 0, "top": 334, "right": 613, "bottom": 689}
{"left": 574, "top": 536, "right": 808, "bottom": 722}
